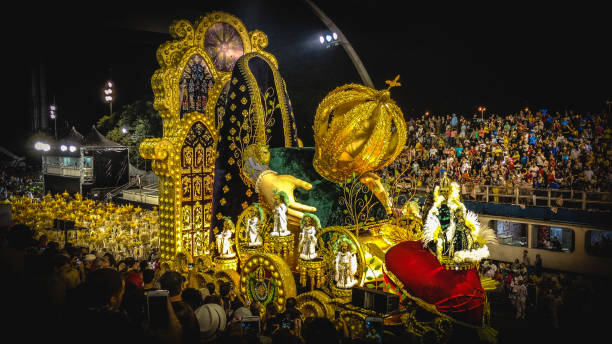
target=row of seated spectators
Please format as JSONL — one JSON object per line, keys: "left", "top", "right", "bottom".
{"left": 386, "top": 110, "right": 612, "bottom": 193}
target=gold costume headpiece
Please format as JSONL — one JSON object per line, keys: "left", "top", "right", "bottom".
{"left": 439, "top": 175, "right": 452, "bottom": 196}
{"left": 313, "top": 76, "right": 407, "bottom": 183}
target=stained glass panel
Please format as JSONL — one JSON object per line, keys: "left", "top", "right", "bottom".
{"left": 179, "top": 55, "right": 215, "bottom": 118}
{"left": 204, "top": 23, "right": 244, "bottom": 72}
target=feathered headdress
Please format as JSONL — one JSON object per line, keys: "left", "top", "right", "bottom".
{"left": 273, "top": 190, "right": 290, "bottom": 205}
{"left": 300, "top": 212, "right": 321, "bottom": 230}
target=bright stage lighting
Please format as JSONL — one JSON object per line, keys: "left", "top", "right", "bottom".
{"left": 69, "top": 145, "right": 77, "bottom": 152}
{"left": 332, "top": 32, "right": 338, "bottom": 40}
{"left": 326, "top": 34, "right": 332, "bottom": 42}
{"left": 319, "top": 35, "right": 325, "bottom": 44}
{"left": 60, "top": 145, "right": 67, "bottom": 152}
{"left": 35, "top": 141, "right": 50, "bottom": 152}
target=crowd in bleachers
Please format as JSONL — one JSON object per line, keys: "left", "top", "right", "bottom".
{"left": 0, "top": 163, "right": 43, "bottom": 200}
{"left": 389, "top": 110, "right": 612, "bottom": 193}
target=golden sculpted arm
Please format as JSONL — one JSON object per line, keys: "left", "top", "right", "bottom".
{"left": 243, "top": 142, "right": 317, "bottom": 225}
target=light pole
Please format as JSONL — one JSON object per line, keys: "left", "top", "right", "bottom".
{"left": 478, "top": 106, "right": 486, "bottom": 121}
{"left": 49, "top": 104, "right": 57, "bottom": 139}
{"left": 306, "top": 0, "right": 374, "bottom": 88}
{"left": 104, "top": 80, "right": 114, "bottom": 116}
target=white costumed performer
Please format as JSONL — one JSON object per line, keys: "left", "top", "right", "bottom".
{"left": 271, "top": 191, "right": 291, "bottom": 236}
{"left": 334, "top": 241, "right": 358, "bottom": 289}
{"left": 298, "top": 213, "right": 320, "bottom": 260}
{"left": 216, "top": 217, "right": 236, "bottom": 258}
{"left": 247, "top": 204, "right": 264, "bottom": 247}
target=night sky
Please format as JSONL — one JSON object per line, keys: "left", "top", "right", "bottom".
{"left": 4, "top": 0, "right": 610, "bottom": 157}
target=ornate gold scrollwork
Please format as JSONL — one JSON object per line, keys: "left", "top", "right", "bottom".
{"left": 239, "top": 253, "right": 296, "bottom": 313}
{"left": 141, "top": 11, "right": 279, "bottom": 264}
{"left": 295, "top": 290, "right": 334, "bottom": 319}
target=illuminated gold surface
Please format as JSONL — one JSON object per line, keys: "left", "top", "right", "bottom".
{"left": 295, "top": 290, "right": 334, "bottom": 319}
{"left": 268, "top": 233, "right": 295, "bottom": 263}
{"left": 297, "top": 258, "right": 325, "bottom": 290}
{"left": 313, "top": 83, "right": 407, "bottom": 184}
{"left": 330, "top": 284, "right": 353, "bottom": 300}
{"left": 239, "top": 252, "right": 296, "bottom": 313}
{"left": 213, "top": 256, "right": 238, "bottom": 271}
{"left": 140, "top": 11, "right": 276, "bottom": 264}
{"left": 316, "top": 226, "right": 366, "bottom": 287}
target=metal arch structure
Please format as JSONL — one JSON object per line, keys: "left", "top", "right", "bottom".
{"left": 304, "top": 0, "right": 375, "bottom": 88}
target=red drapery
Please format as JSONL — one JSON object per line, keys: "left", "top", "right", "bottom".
{"left": 385, "top": 241, "right": 484, "bottom": 325}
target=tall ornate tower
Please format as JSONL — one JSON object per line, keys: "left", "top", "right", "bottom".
{"left": 140, "top": 12, "right": 277, "bottom": 263}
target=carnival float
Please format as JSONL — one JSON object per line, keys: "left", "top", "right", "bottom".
{"left": 10, "top": 11, "right": 499, "bottom": 343}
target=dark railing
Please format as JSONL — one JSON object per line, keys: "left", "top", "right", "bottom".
{"left": 408, "top": 184, "right": 612, "bottom": 211}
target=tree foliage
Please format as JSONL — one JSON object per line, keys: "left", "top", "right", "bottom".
{"left": 97, "top": 100, "right": 162, "bottom": 170}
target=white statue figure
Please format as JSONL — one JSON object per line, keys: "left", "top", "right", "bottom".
{"left": 298, "top": 213, "right": 320, "bottom": 260}
{"left": 216, "top": 218, "right": 236, "bottom": 258}
{"left": 271, "top": 191, "right": 291, "bottom": 236}
{"left": 334, "top": 241, "right": 358, "bottom": 289}
{"left": 247, "top": 204, "right": 263, "bottom": 247}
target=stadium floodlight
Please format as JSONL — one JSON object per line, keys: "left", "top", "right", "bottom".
{"left": 35, "top": 141, "right": 51, "bottom": 152}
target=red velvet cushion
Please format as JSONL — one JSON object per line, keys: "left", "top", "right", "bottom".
{"left": 385, "top": 241, "right": 484, "bottom": 325}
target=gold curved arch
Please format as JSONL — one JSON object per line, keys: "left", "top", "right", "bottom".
{"left": 239, "top": 252, "right": 296, "bottom": 313}
{"left": 194, "top": 12, "right": 252, "bottom": 59}
{"left": 295, "top": 290, "right": 334, "bottom": 319}
{"left": 316, "top": 226, "right": 367, "bottom": 287}
{"left": 235, "top": 52, "right": 294, "bottom": 146}
{"left": 338, "top": 310, "right": 366, "bottom": 340}
{"left": 234, "top": 204, "right": 272, "bottom": 263}
{"left": 214, "top": 269, "right": 241, "bottom": 288}
{"left": 172, "top": 48, "right": 221, "bottom": 119}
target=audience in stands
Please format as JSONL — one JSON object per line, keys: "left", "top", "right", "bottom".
{"left": 387, "top": 110, "right": 611, "bottom": 194}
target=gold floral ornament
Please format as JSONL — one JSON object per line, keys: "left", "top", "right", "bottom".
{"left": 313, "top": 76, "right": 407, "bottom": 213}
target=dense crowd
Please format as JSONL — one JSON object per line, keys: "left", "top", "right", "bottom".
{"left": 390, "top": 110, "right": 612, "bottom": 193}
{"left": 0, "top": 163, "right": 43, "bottom": 200}
{"left": 0, "top": 223, "right": 404, "bottom": 344}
